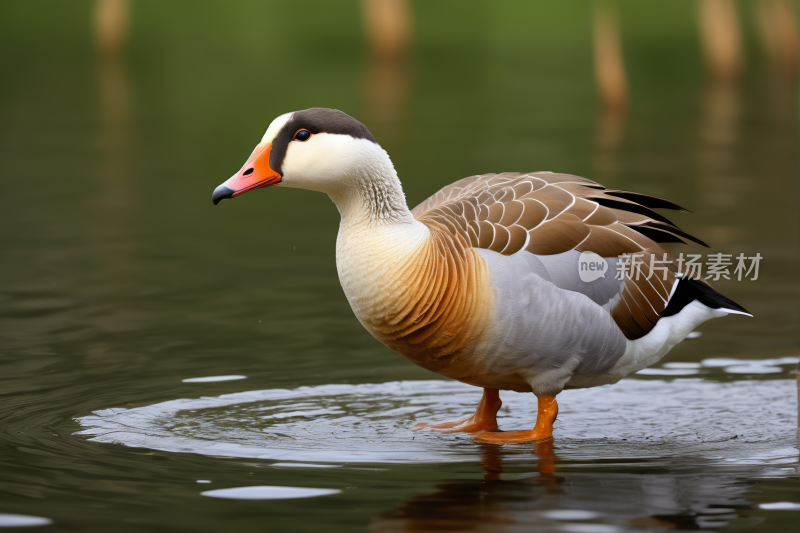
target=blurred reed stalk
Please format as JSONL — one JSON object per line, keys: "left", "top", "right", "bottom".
{"left": 93, "top": 0, "right": 134, "bottom": 221}
{"left": 696, "top": 0, "right": 745, "bottom": 232}
{"left": 361, "top": 0, "right": 413, "bottom": 143}
{"left": 94, "top": 0, "right": 131, "bottom": 134}
{"left": 755, "top": 0, "right": 800, "bottom": 111}
{"left": 95, "top": 0, "right": 128, "bottom": 60}
{"left": 593, "top": 0, "right": 628, "bottom": 181}
{"left": 593, "top": 0, "right": 628, "bottom": 115}
{"left": 755, "top": 0, "right": 800, "bottom": 78}
{"left": 362, "top": 0, "right": 411, "bottom": 60}
{"left": 698, "top": 0, "right": 742, "bottom": 84}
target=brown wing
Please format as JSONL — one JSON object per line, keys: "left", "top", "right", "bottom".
{"left": 411, "top": 172, "right": 707, "bottom": 340}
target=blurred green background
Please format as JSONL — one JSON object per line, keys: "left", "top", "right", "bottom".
{"left": 0, "top": 1, "right": 798, "bottom": 531}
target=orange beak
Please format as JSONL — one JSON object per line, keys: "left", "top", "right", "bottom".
{"left": 212, "top": 142, "right": 281, "bottom": 205}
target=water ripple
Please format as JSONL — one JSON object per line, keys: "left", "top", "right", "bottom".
{"left": 75, "top": 379, "right": 798, "bottom": 466}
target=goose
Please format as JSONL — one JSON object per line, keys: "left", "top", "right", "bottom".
{"left": 212, "top": 108, "right": 750, "bottom": 444}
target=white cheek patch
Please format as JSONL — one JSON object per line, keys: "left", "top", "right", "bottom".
{"left": 261, "top": 112, "right": 293, "bottom": 144}
{"left": 283, "top": 134, "right": 339, "bottom": 178}
{"left": 281, "top": 133, "right": 382, "bottom": 193}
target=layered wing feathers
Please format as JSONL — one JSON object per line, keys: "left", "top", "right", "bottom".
{"left": 411, "top": 172, "right": 706, "bottom": 340}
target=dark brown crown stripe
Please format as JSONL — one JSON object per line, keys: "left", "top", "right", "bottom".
{"left": 269, "top": 108, "right": 379, "bottom": 176}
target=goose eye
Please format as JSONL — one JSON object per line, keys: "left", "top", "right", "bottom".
{"left": 294, "top": 129, "right": 311, "bottom": 142}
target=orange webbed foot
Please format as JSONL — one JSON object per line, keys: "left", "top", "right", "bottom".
{"left": 473, "top": 429, "right": 552, "bottom": 444}
{"left": 414, "top": 388, "right": 501, "bottom": 434}
{"left": 473, "top": 395, "right": 558, "bottom": 446}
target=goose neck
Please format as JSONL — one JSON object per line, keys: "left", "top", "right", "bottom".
{"left": 328, "top": 161, "right": 414, "bottom": 229}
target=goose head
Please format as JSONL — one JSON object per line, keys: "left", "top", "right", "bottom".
{"left": 212, "top": 108, "right": 402, "bottom": 213}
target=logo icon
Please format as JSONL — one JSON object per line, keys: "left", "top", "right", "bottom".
{"left": 578, "top": 251, "right": 608, "bottom": 282}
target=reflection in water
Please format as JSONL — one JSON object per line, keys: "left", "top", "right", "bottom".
{"left": 479, "top": 439, "right": 558, "bottom": 484}
{"left": 697, "top": 0, "right": 799, "bottom": 251}
{"left": 698, "top": 80, "right": 743, "bottom": 217}
{"left": 696, "top": 0, "right": 744, "bottom": 241}
{"left": 370, "top": 440, "right": 776, "bottom": 532}
{"left": 369, "top": 442, "right": 563, "bottom": 533}
{"left": 92, "top": 0, "right": 136, "bottom": 335}
{"left": 361, "top": 0, "right": 413, "bottom": 143}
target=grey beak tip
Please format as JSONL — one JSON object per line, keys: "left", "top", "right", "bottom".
{"left": 212, "top": 185, "right": 234, "bottom": 205}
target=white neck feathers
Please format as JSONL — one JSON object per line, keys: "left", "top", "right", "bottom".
{"left": 327, "top": 143, "right": 414, "bottom": 229}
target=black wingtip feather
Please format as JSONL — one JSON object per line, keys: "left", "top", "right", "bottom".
{"left": 593, "top": 197, "right": 676, "bottom": 226}
{"left": 661, "top": 277, "right": 751, "bottom": 317}
{"left": 628, "top": 225, "right": 687, "bottom": 245}
{"left": 605, "top": 190, "right": 691, "bottom": 212}
{"left": 592, "top": 194, "right": 709, "bottom": 248}
{"left": 632, "top": 221, "right": 710, "bottom": 247}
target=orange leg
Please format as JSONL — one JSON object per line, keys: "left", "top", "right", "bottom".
{"left": 414, "top": 388, "right": 501, "bottom": 433}
{"left": 474, "top": 395, "right": 558, "bottom": 444}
